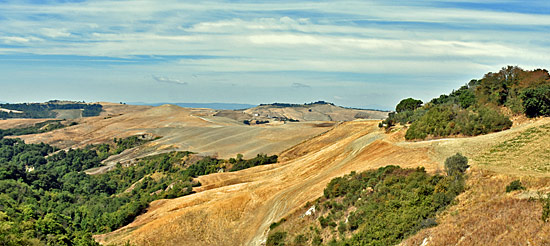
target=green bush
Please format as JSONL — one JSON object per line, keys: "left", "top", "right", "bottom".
{"left": 521, "top": 85, "right": 550, "bottom": 118}
{"left": 294, "top": 234, "right": 307, "bottom": 245}
{"left": 405, "top": 105, "right": 511, "bottom": 140}
{"left": 444, "top": 153, "right": 469, "bottom": 176}
{"left": 505, "top": 180, "right": 525, "bottom": 192}
{"left": 268, "top": 164, "right": 466, "bottom": 245}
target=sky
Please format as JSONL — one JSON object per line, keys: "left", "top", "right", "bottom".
{"left": 1, "top": 0, "right": 549, "bottom": 110}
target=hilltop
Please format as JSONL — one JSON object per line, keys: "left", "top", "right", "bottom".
{"left": 216, "top": 101, "right": 388, "bottom": 123}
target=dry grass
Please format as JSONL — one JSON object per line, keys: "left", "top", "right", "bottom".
{"left": 401, "top": 168, "right": 550, "bottom": 246}
{"left": 14, "top": 103, "right": 330, "bottom": 161}
{"left": 40, "top": 106, "right": 544, "bottom": 246}
{"left": 96, "top": 121, "right": 438, "bottom": 246}
{"left": 0, "top": 118, "right": 54, "bottom": 129}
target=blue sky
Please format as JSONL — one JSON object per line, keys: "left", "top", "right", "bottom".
{"left": 1, "top": 0, "right": 549, "bottom": 110}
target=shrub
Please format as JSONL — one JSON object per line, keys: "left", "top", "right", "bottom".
{"left": 444, "top": 153, "right": 469, "bottom": 176}
{"left": 505, "top": 180, "right": 525, "bottom": 192}
{"left": 266, "top": 231, "right": 287, "bottom": 246}
{"left": 294, "top": 234, "right": 307, "bottom": 245}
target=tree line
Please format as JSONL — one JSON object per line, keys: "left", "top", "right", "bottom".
{"left": 381, "top": 66, "right": 550, "bottom": 140}
{"left": 0, "top": 102, "right": 102, "bottom": 119}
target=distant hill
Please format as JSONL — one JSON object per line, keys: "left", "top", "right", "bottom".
{"left": 128, "top": 102, "right": 256, "bottom": 110}
{"left": 0, "top": 100, "right": 103, "bottom": 119}
{"left": 229, "top": 101, "right": 389, "bottom": 122}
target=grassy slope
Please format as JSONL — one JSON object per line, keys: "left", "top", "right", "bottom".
{"left": 94, "top": 116, "right": 550, "bottom": 246}
{"left": 401, "top": 118, "right": 550, "bottom": 245}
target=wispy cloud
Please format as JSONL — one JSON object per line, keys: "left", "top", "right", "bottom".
{"left": 291, "top": 82, "right": 311, "bottom": 89}
{"left": 152, "top": 75, "right": 187, "bottom": 85}
{"left": 0, "top": 0, "right": 548, "bottom": 108}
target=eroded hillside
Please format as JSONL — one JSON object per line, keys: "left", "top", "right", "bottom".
{"left": 98, "top": 116, "right": 550, "bottom": 246}
{"left": 96, "top": 120, "right": 436, "bottom": 245}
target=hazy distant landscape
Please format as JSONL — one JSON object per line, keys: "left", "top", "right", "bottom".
{"left": 2, "top": 1, "right": 550, "bottom": 246}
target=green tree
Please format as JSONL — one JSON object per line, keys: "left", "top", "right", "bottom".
{"left": 395, "top": 98, "right": 423, "bottom": 113}
{"left": 444, "top": 153, "right": 469, "bottom": 176}
{"left": 521, "top": 85, "right": 550, "bottom": 118}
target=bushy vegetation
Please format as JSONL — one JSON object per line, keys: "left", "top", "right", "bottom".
{"left": 521, "top": 85, "right": 550, "bottom": 118}
{"left": 444, "top": 153, "right": 469, "bottom": 176}
{"left": 383, "top": 66, "right": 550, "bottom": 140}
{"left": 267, "top": 154, "right": 468, "bottom": 245}
{"left": 395, "top": 98, "right": 423, "bottom": 113}
{"left": 0, "top": 102, "right": 102, "bottom": 119}
{"left": 505, "top": 180, "right": 525, "bottom": 193}
{"left": 0, "top": 128, "right": 279, "bottom": 245}
{"left": 229, "top": 153, "right": 278, "bottom": 171}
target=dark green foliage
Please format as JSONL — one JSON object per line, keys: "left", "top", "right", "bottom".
{"left": 81, "top": 104, "right": 103, "bottom": 117}
{"left": 0, "top": 102, "right": 102, "bottom": 119}
{"left": 256, "top": 120, "right": 269, "bottom": 124}
{"left": 444, "top": 153, "right": 469, "bottom": 176}
{"left": 187, "top": 156, "right": 224, "bottom": 177}
{"left": 230, "top": 153, "right": 278, "bottom": 171}
{"left": 405, "top": 105, "right": 511, "bottom": 140}
{"left": 383, "top": 66, "right": 550, "bottom": 140}
{"left": 505, "top": 180, "right": 525, "bottom": 192}
{"left": 112, "top": 135, "right": 151, "bottom": 154}
{"left": 396, "top": 98, "right": 423, "bottom": 113}
{"left": 0, "top": 130, "right": 281, "bottom": 245}
{"left": 0, "top": 120, "right": 67, "bottom": 139}
{"left": 269, "top": 163, "right": 466, "bottom": 245}
{"left": 266, "top": 231, "right": 287, "bottom": 246}
{"left": 294, "top": 234, "right": 308, "bottom": 245}
{"left": 520, "top": 85, "right": 550, "bottom": 118}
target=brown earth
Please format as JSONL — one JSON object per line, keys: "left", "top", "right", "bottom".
{"left": 5, "top": 103, "right": 335, "bottom": 177}
{"left": 0, "top": 118, "right": 54, "bottom": 129}
{"left": 11, "top": 103, "right": 331, "bottom": 160}
{"left": 95, "top": 120, "right": 437, "bottom": 246}
{"left": 6, "top": 102, "right": 549, "bottom": 245}
{"left": 97, "top": 114, "right": 550, "bottom": 246}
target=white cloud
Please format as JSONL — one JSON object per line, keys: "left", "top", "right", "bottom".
{"left": 152, "top": 75, "right": 187, "bottom": 85}
{"left": 0, "top": 0, "right": 549, "bottom": 107}
{"left": 41, "top": 28, "right": 71, "bottom": 38}
{"left": 292, "top": 82, "right": 311, "bottom": 89}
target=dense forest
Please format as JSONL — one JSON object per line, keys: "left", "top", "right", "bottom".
{"left": 0, "top": 102, "right": 102, "bottom": 119}
{"left": 381, "top": 66, "right": 550, "bottom": 140}
{"left": 0, "top": 128, "right": 277, "bottom": 245}
{"left": 267, "top": 154, "right": 468, "bottom": 246}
